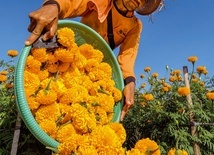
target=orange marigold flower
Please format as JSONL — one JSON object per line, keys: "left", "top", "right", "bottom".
{"left": 206, "top": 92, "right": 214, "bottom": 100}
{"left": 196, "top": 66, "right": 206, "bottom": 74}
{"left": 167, "top": 148, "right": 188, "bottom": 155}
{"left": 169, "top": 76, "right": 177, "bottom": 82}
{"left": 109, "top": 122, "right": 126, "bottom": 144}
{"left": 31, "top": 48, "right": 47, "bottom": 63}
{"left": 134, "top": 138, "right": 161, "bottom": 155}
{"left": 0, "top": 70, "right": 8, "bottom": 75}
{"left": 54, "top": 47, "right": 74, "bottom": 63}
{"left": 140, "top": 83, "right": 146, "bottom": 88}
{"left": 188, "top": 56, "right": 198, "bottom": 63}
{"left": 161, "top": 86, "right": 169, "bottom": 92}
{"left": 143, "top": 94, "right": 154, "bottom": 101}
{"left": 140, "top": 74, "right": 145, "bottom": 79}
{"left": 178, "top": 87, "right": 190, "bottom": 96}
{"left": 57, "top": 27, "right": 75, "bottom": 48}
{"left": 152, "top": 73, "right": 159, "bottom": 78}
{"left": 36, "top": 89, "right": 57, "bottom": 105}
{"left": 0, "top": 74, "right": 7, "bottom": 82}
{"left": 144, "top": 67, "right": 151, "bottom": 72}
{"left": 111, "top": 87, "right": 122, "bottom": 103}
{"left": 7, "top": 50, "right": 18, "bottom": 57}
{"left": 173, "top": 70, "right": 182, "bottom": 75}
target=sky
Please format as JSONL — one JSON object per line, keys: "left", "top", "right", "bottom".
{"left": 1, "top": 0, "right": 214, "bottom": 87}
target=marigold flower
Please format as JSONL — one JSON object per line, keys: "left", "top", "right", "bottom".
{"left": 54, "top": 47, "right": 74, "bottom": 63}
{"left": 144, "top": 67, "right": 151, "bottom": 72}
{"left": 0, "top": 70, "right": 8, "bottom": 75}
{"left": 70, "top": 103, "right": 97, "bottom": 134}
{"left": 109, "top": 122, "right": 126, "bottom": 144}
{"left": 79, "top": 44, "right": 104, "bottom": 63}
{"left": 178, "top": 87, "right": 190, "bottom": 96}
{"left": 39, "top": 119, "right": 58, "bottom": 139}
{"left": 56, "top": 123, "right": 76, "bottom": 143}
{"left": 7, "top": 49, "right": 18, "bottom": 57}
{"left": 173, "top": 70, "right": 182, "bottom": 75}
{"left": 161, "top": 86, "right": 169, "bottom": 92}
{"left": 57, "top": 61, "right": 70, "bottom": 73}
{"left": 134, "top": 138, "right": 161, "bottom": 155}
{"left": 140, "top": 83, "right": 146, "bottom": 88}
{"left": 167, "top": 148, "right": 188, "bottom": 155}
{"left": 26, "top": 55, "right": 42, "bottom": 74}
{"left": 126, "top": 148, "right": 141, "bottom": 155}
{"left": 196, "top": 66, "right": 207, "bottom": 74}
{"left": 188, "top": 56, "right": 198, "bottom": 63}
{"left": 31, "top": 48, "right": 47, "bottom": 63}
{"left": 140, "top": 74, "right": 145, "bottom": 79}
{"left": 0, "top": 74, "right": 7, "bottom": 82}
{"left": 57, "top": 27, "right": 75, "bottom": 48}
{"left": 152, "top": 73, "right": 159, "bottom": 78}
{"left": 36, "top": 89, "right": 57, "bottom": 105}
{"left": 206, "top": 92, "right": 214, "bottom": 100}
{"left": 143, "top": 94, "right": 154, "bottom": 101}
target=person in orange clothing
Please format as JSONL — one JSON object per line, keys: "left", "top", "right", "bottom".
{"left": 25, "top": 0, "right": 162, "bottom": 121}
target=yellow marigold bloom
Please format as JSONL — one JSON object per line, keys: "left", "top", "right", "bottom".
{"left": 90, "top": 125, "right": 121, "bottom": 152}
{"left": 70, "top": 103, "right": 97, "bottom": 134}
{"left": 134, "top": 138, "right": 161, "bottom": 155}
{"left": 7, "top": 49, "right": 18, "bottom": 57}
{"left": 76, "top": 145, "right": 98, "bottom": 155}
{"left": 0, "top": 70, "right": 8, "bottom": 75}
{"left": 188, "top": 56, "right": 198, "bottom": 63}
{"left": 47, "top": 52, "right": 58, "bottom": 63}
{"left": 144, "top": 67, "right": 151, "bottom": 72}
{"left": 140, "top": 74, "right": 145, "bottom": 79}
{"left": 109, "top": 122, "right": 126, "bottom": 144}
{"left": 126, "top": 148, "right": 141, "bottom": 155}
{"left": 24, "top": 71, "right": 40, "bottom": 97}
{"left": 58, "top": 134, "right": 88, "bottom": 155}
{"left": 5, "top": 83, "right": 14, "bottom": 89}
{"left": 152, "top": 73, "right": 159, "bottom": 78}
{"left": 39, "top": 119, "right": 58, "bottom": 139}
{"left": 46, "top": 61, "right": 58, "bottom": 73}
{"left": 192, "top": 78, "right": 198, "bottom": 82}
{"left": 59, "top": 88, "right": 78, "bottom": 104}
{"left": 56, "top": 123, "right": 76, "bottom": 143}
{"left": 73, "top": 52, "right": 87, "bottom": 69}
{"left": 206, "top": 92, "right": 214, "bottom": 100}
{"left": 92, "top": 107, "right": 109, "bottom": 125}
{"left": 0, "top": 74, "right": 7, "bottom": 82}
{"left": 191, "top": 74, "right": 197, "bottom": 79}
{"left": 143, "top": 94, "right": 154, "bottom": 101}
{"left": 140, "top": 102, "right": 147, "bottom": 107}
{"left": 36, "top": 89, "right": 57, "bottom": 105}
{"left": 57, "top": 61, "right": 70, "bottom": 73}
{"left": 173, "top": 70, "right": 182, "bottom": 75}
{"left": 199, "top": 81, "right": 204, "bottom": 86}
{"left": 38, "top": 70, "right": 49, "bottom": 81}
{"left": 35, "top": 103, "right": 60, "bottom": 123}
{"left": 161, "top": 86, "right": 169, "bottom": 92}
{"left": 196, "top": 66, "right": 206, "bottom": 74}
{"left": 85, "top": 59, "right": 99, "bottom": 72}
{"left": 141, "top": 83, "right": 146, "bottom": 88}
{"left": 111, "top": 87, "right": 122, "bottom": 103}
{"left": 97, "top": 93, "right": 115, "bottom": 113}
{"left": 26, "top": 96, "right": 40, "bottom": 110}
{"left": 79, "top": 44, "right": 104, "bottom": 63}
{"left": 31, "top": 48, "right": 47, "bottom": 63}
{"left": 167, "top": 148, "right": 188, "bottom": 155}
{"left": 26, "top": 55, "right": 42, "bottom": 74}
{"left": 54, "top": 47, "right": 74, "bottom": 63}
{"left": 57, "top": 27, "right": 75, "bottom": 48}
{"left": 178, "top": 87, "right": 190, "bottom": 96}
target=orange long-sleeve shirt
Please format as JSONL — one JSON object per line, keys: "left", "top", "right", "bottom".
{"left": 52, "top": 0, "right": 142, "bottom": 79}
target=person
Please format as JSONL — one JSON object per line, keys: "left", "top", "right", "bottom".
{"left": 25, "top": 0, "right": 162, "bottom": 121}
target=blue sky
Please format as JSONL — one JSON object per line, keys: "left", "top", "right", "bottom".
{"left": 1, "top": 0, "right": 214, "bottom": 87}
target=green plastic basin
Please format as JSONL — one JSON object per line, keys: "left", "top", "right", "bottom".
{"left": 14, "top": 20, "right": 124, "bottom": 149}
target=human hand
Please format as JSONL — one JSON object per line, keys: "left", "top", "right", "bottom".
{"left": 120, "top": 82, "right": 135, "bottom": 121}
{"left": 25, "top": 5, "right": 59, "bottom": 46}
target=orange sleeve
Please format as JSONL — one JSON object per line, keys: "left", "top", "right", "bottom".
{"left": 117, "top": 19, "right": 143, "bottom": 79}
{"left": 53, "top": 0, "right": 112, "bottom": 23}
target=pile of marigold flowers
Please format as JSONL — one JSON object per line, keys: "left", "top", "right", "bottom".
{"left": 24, "top": 27, "right": 161, "bottom": 155}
